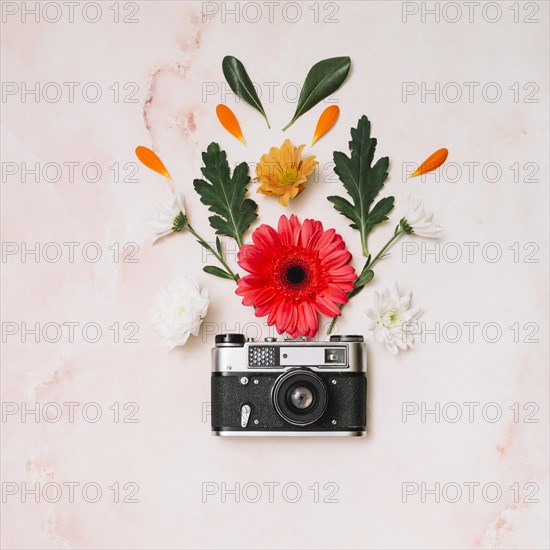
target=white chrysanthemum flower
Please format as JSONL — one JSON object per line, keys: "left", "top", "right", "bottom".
{"left": 147, "top": 192, "right": 186, "bottom": 243}
{"left": 401, "top": 194, "right": 443, "bottom": 238}
{"left": 152, "top": 275, "right": 209, "bottom": 350}
{"left": 366, "top": 282, "right": 422, "bottom": 355}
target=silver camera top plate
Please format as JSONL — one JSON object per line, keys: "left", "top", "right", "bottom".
{"left": 212, "top": 338, "right": 366, "bottom": 374}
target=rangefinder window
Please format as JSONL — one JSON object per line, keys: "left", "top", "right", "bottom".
{"left": 324, "top": 348, "right": 346, "bottom": 364}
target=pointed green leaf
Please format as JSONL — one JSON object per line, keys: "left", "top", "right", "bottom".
{"left": 282, "top": 57, "right": 351, "bottom": 130}
{"left": 203, "top": 265, "right": 234, "bottom": 280}
{"left": 348, "top": 269, "right": 374, "bottom": 299}
{"left": 215, "top": 236, "right": 223, "bottom": 257}
{"left": 328, "top": 116, "right": 393, "bottom": 256}
{"left": 193, "top": 143, "right": 258, "bottom": 246}
{"left": 355, "top": 269, "right": 374, "bottom": 289}
{"left": 222, "top": 56, "right": 270, "bottom": 128}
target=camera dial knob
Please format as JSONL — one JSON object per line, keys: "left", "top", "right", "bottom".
{"left": 264, "top": 337, "right": 277, "bottom": 342}
{"left": 215, "top": 333, "right": 245, "bottom": 346}
{"left": 329, "top": 335, "right": 364, "bottom": 342}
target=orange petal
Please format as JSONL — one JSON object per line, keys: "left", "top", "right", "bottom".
{"left": 312, "top": 105, "right": 340, "bottom": 145}
{"left": 410, "top": 148, "right": 449, "bottom": 177}
{"left": 216, "top": 104, "right": 245, "bottom": 145}
{"left": 135, "top": 146, "right": 172, "bottom": 180}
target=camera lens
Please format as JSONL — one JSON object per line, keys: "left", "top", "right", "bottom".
{"left": 272, "top": 370, "right": 328, "bottom": 426}
{"left": 289, "top": 386, "right": 314, "bottom": 410}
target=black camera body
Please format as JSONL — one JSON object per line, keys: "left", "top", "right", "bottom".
{"left": 211, "top": 334, "right": 367, "bottom": 436}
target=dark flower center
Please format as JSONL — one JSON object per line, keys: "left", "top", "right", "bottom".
{"left": 286, "top": 265, "right": 306, "bottom": 285}
{"left": 272, "top": 250, "right": 323, "bottom": 301}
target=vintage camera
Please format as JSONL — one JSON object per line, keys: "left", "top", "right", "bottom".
{"left": 211, "top": 334, "right": 366, "bottom": 436}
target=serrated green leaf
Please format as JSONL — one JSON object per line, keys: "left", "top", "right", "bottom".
{"left": 328, "top": 115, "right": 394, "bottom": 256}
{"left": 282, "top": 57, "right": 351, "bottom": 131}
{"left": 222, "top": 56, "right": 270, "bottom": 128}
{"left": 366, "top": 196, "right": 395, "bottom": 231}
{"left": 327, "top": 195, "right": 358, "bottom": 230}
{"left": 203, "top": 265, "right": 234, "bottom": 280}
{"left": 193, "top": 143, "right": 257, "bottom": 246}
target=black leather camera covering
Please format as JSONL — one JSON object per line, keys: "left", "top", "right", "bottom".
{"left": 211, "top": 371, "right": 366, "bottom": 432}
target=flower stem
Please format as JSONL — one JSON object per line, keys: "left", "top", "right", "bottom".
{"left": 186, "top": 224, "right": 239, "bottom": 281}
{"left": 367, "top": 228, "right": 403, "bottom": 271}
{"left": 281, "top": 118, "right": 294, "bottom": 132}
{"left": 361, "top": 234, "right": 369, "bottom": 258}
{"left": 326, "top": 228, "right": 404, "bottom": 335}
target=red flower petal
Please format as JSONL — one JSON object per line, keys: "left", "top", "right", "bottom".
{"left": 267, "top": 300, "right": 282, "bottom": 326}
{"left": 252, "top": 224, "right": 280, "bottom": 248}
{"left": 300, "top": 218, "right": 323, "bottom": 249}
{"left": 302, "top": 302, "right": 318, "bottom": 336}
{"left": 323, "top": 249, "right": 352, "bottom": 269}
{"left": 323, "top": 284, "right": 349, "bottom": 304}
{"left": 314, "top": 295, "right": 342, "bottom": 317}
{"left": 276, "top": 301, "right": 294, "bottom": 334}
{"left": 315, "top": 228, "right": 337, "bottom": 251}
{"left": 256, "top": 301, "right": 275, "bottom": 317}
{"left": 277, "top": 215, "right": 292, "bottom": 244}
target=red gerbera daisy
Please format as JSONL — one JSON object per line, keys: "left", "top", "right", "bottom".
{"left": 236, "top": 215, "right": 357, "bottom": 338}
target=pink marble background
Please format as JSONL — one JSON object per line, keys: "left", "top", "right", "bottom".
{"left": 1, "top": 1, "right": 549, "bottom": 548}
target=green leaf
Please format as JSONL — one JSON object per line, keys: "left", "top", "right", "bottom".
{"left": 222, "top": 56, "right": 270, "bottom": 128}
{"left": 347, "top": 269, "right": 374, "bottom": 300}
{"left": 215, "top": 236, "right": 223, "bottom": 257}
{"left": 327, "top": 115, "right": 393, "bottom": 257}
{"left": 367, "top": 196, "right": 395, "bottom": 231}
{"left": 355, "top": 269, "right": 374, "bottom": 289}
{"left": 282, "top": 57, "right": 351, "bottom": 131}
{"left": 203, "top": 265, "right": 234, "bottom": 280}
{"left": 193, "top": 142, "right": 257, "bottom": 246}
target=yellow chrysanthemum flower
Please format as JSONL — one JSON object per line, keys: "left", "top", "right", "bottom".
{"left": 256, "top": 139, "right": 318, "bottom": 206}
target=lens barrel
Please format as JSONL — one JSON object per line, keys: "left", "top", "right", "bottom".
{"left": 272, "top": 369, "right": 328, "bottom": 426}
